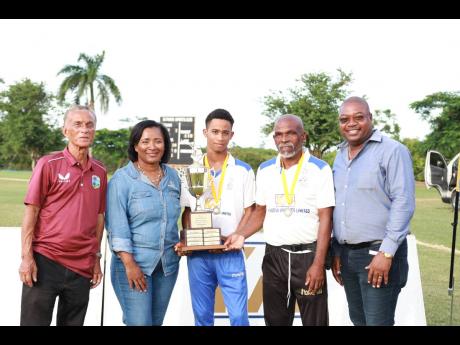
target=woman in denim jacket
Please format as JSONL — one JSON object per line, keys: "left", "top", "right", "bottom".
{"left": 105, "top": 120, "right": 181, "bottom": 326}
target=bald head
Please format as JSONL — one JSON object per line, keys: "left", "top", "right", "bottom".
{"left": 338, "top": 96, "right": 373, "bottom": 147}
{"left": 274, "top": 114, "right": 304, "bottom": 131}
{"left": 339, "top": 97, "right": 370, "bottom": 116}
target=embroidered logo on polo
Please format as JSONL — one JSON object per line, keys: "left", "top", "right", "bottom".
{"left": 92, "top": 175, "right": 101, "bottom": 189}
{"left": 58, "top": 173, "right": 70, "bottom": 183}
{"left": 297, "top": 175, "right": 309, "bottom": 183}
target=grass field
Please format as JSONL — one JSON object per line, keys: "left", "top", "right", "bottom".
{"left": 1, "top": 171, "right": 459, "bottom": 325}
{"left": 0, "top": 170, "right": 30, "bottom": 226}
{"left": 412, "top": 182, "right": 460, "bottom": 325}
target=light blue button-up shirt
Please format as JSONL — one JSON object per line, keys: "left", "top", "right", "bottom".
{"left": 332, "top": 129, "right": 415, "bottom": 256}
{"left": 105, "top": 161, "right": 181, "bottom": 276}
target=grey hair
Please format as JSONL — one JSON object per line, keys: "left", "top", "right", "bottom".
{"left": 63, "top": 105, "right": 97, "bottom": 125}
{"left": 274, "top": 114, "right": 305, "bottom": 130}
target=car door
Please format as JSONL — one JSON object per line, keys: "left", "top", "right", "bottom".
{"left": 449, "top": 154, "right": 460, "bottom": 209}
{"left": 424, "top": 150, "right": 448, "bottom": 195}
{"left": 448, "top": 153, "right": 459, "bottom": 189}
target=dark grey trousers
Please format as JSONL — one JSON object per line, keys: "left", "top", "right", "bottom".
{"left": 20, "top": 252, "right": 91, "bottom": 326}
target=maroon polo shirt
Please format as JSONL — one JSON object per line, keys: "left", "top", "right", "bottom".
{"left": 24, "top": 147, "right": 107, "bottom": 278}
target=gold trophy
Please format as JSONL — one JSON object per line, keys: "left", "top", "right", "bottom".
{"left": 179, "top": 145, "right": 226, "bottom": 252}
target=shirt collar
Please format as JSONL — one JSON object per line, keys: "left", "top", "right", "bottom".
{"left": 202, "top": 152, "right": 234, "bottom": 179}
{"left": 126, "top": 160, "right": 140, "bottom": 179}
{"left": 63, "top": 146, "right": 93, "bottom": 171}
{"left": 126, "top": 160, "right": 166, "bottom": 179}
{"left": 275, "top": 147, "right": 310, "bottom": 168}
{"left": 226, "top": 152, "right": 236, "bottom": 166}
{"left": 203, "top": 152, "right": 235, "bottom": 167}
{"left": 337, "top": 128, "right": 381, "bottom": 150}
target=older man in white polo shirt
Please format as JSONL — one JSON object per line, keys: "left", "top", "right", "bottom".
{"left": 225, "top": 114, "right": 335, "bottom": 326}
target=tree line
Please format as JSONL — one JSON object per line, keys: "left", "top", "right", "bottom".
{"left": 1, "top": 52, "right": 458, "bottom": 180}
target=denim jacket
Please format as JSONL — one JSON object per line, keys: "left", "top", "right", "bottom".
{"left": 105, "top": 161, "right": 181, "bottom": 276}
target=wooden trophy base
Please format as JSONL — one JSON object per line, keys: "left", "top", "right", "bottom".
{"left": 178, "top": 244, "right": 227, "bottom": 252}
{"left": 178, "top": 228, "right": 227, "bottom": 253}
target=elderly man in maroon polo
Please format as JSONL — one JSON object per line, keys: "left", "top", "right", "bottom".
{"left": 18, "top": 105, "right": 107, "bottom": 326}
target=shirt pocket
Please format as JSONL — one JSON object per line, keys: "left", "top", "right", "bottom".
{"left": 356, "top": 171, "right": 378, "bottom": 190}
{"left": 129, "top": 190, "right": 161, "bottom": 218}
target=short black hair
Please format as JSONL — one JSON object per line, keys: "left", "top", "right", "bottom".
{"left": 205, "top": 108, "right": 234, "bottom": 128}
{"left": 128, "top": 120, "right": 171, "bottom": 164}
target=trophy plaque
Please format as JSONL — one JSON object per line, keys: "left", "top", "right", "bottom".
{"left": 179, "top": 145, "right": 226, "bottom": 253}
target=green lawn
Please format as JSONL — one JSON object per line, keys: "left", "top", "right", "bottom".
{"left": 0, "top": 170, "right": 33, "bottom": 180}
{"left": 1, "top": 171, "right": 459, "bottom": 324}
{"left": 0, "top": 170, "right": 30, "bottom": 226}
{"left": 418, "top": 246, "right": 460, "bottom": 325}
{"left": 411, "top": 182, "right": 460, "bottom": 325}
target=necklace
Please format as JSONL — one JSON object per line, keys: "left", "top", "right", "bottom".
{"left": 204, "top": 154, "right": 229, "bottom": 215}
{"left": 280, "top": 153, "right": 305, "bottom": 217}
{"left": 348, "top": 146, "right": 353, "bottom": 160}
{"left": 137, "top": 163, "right": 163, "bottom": 186}
{"left": 348, "top": 145, "right": 362, "bottom": 161}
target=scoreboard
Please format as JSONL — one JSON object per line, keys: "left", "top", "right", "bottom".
{"left": 160, "top": 116, "right": 195, "bottom": 165}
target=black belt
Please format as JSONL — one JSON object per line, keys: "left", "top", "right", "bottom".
{"left": 268, "top": 242, "right": 317, "bottom": 252}
{"left": 342, "top": 240, "right": 382, "bottom": 250}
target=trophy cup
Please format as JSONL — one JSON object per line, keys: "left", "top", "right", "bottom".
{"left": 179, "top": 145, "right": 226, "bottom": 253}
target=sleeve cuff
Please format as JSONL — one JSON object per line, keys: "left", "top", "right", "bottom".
{"left": 243, "top": 199, "right": 256, "bottom": 209}
{"left": 110, "top": 237, "right": 133, "bottom": 253}
{"left": 379, "top": 238, "right": 399, "bottom": 256}
{"left": 255, "top": 198, "right": 266, "bottom": 206}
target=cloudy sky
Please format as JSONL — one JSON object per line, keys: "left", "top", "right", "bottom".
{"left": 1, "top": 19, "right": 459, "bottom": 149}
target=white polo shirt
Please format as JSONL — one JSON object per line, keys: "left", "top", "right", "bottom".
{"left": 256, "top": 149, "right": 335, "bottom": 246}
{"left": 180, "top": 153, "right": 256, "bottom": 236}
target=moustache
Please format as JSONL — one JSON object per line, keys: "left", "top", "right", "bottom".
{"left": 277, "top": 143, "right": 295, "bottom": 150}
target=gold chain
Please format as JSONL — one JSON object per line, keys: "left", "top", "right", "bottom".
{"left": 137, "top": 163, "right": 163, "bottom": 186}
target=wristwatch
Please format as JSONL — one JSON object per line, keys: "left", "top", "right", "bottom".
{"left": 380, "top": 251, "right": 393, "bottom": 259}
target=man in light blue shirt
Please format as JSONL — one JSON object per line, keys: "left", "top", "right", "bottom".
{"left": 331, "top": 96, "right": 415, "bottom": 326}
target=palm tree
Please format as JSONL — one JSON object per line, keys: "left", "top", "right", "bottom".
{"left": 57, "top": 51, "right": 122, "bottom": 114}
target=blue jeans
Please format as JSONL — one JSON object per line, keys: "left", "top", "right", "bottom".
{"left": 111, "top": 256, "right": 178, "bottom": 326}
{"left": 340, "top": 239, "right": 408, "bottom": 326}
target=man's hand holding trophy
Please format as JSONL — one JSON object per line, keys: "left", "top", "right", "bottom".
{"left": 175, "top": 145, "right": 227, "bottom": 256}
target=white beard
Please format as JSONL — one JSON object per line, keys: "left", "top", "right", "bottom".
{"left": 277, "top": 143, "right": 298, "bottom": 159}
